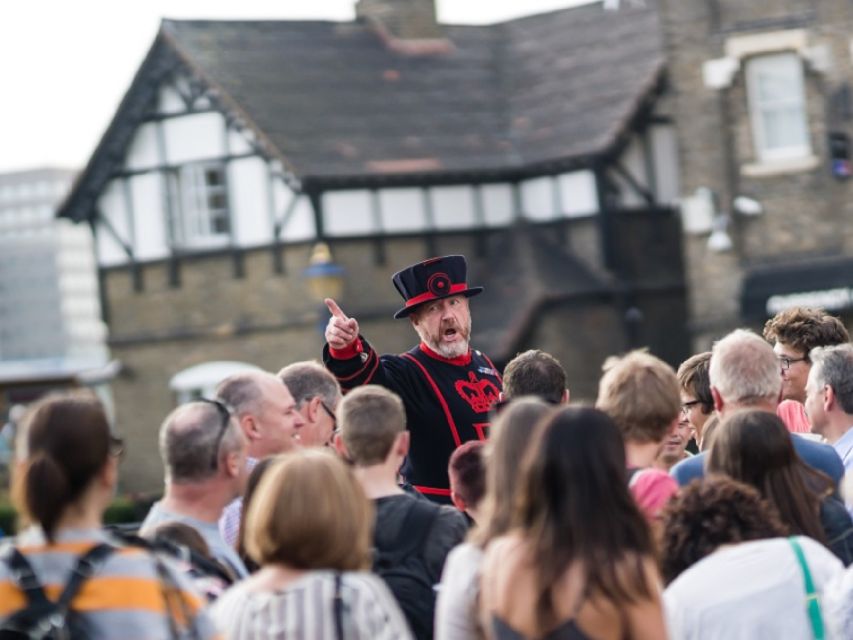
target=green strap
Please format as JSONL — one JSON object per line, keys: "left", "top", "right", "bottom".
{"left": 788, "top": 536, "right": 825, "bottom": 640}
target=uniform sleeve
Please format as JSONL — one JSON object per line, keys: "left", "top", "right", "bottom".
{"left": 423, "top": 507, "right": 469, "bottom": 585}
{"left": 323, "top": 336, "right": 413, "bottom": 397}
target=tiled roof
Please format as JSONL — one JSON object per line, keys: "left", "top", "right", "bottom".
{"left": 59, "top": 1, "right": 665, "bottom": 221}
{"left": 163, "top": 0, "right": 664, "bottom": 181}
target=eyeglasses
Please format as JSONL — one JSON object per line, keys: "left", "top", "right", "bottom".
{"left": 320, "top": 399, "right": 337, "bottom": 434}
{"left": 680, "top": 400, "right": 702, "bottom": 416}
{"left": 779, "top": 355, "right": 808, "bottom": 371}
{"left": 198, "top": 398, "right": 234, "bottom": 469}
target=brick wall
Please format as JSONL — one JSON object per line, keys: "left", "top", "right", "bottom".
{"left": 659, "top": 0, "right": 853, "bottom": 350}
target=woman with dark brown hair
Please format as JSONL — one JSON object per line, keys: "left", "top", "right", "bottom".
{"left": 0, "top": 393, "right": 216, "bottom": 638}
{"left": 707, "top": 409, "right": 853, "bottom": 565}
{"left": 478, "top": 407, "right": 666, "bottom": 640}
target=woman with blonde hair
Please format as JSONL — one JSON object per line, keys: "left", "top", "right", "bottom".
{"left": 210, "top": 448, "right": 412, "bottom": 639}
{"left": 435, "top": 397, "right": 554, "bottom": 640}
{"left": 479, "top": 407, "right": 667, "bottom": 640}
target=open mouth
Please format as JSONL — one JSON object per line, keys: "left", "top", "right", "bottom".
{"left": 442, "top": 327, "right": 459, "bottom": 342}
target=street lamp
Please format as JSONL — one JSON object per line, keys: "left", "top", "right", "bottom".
{"left": 303, "top": 243, "right": 345, "bottom": 333}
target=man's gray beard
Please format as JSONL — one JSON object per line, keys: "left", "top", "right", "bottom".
{"left": 416, "top": 320, "right": 472, "bottom": 359}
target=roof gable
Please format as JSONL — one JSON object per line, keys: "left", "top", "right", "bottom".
{"left": 59, "top": 1, "right": 664, "bottom": 221}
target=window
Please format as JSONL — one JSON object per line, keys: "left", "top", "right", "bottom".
{"left": 168, "top": 163, "right": 231, "bottom": 246}
{"left": 746, "top": 52, "right": 810, "bottom": 162}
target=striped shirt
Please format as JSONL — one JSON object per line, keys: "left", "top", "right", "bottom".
{"left": 210, "top": 570, "right": 413, "bottom": 640}
{"left": 0, "top": 527, "right": 220, "bottom": 639}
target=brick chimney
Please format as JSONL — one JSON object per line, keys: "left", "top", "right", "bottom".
{"left": 356, "top": 0, "right": 445, "bottom": 43}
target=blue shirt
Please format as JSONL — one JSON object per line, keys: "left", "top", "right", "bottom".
{"left": 833, "top": 428, "right": 853, "bottom": 475}
{"left": 671, "top": 433, "right": 845, "bottom": 488}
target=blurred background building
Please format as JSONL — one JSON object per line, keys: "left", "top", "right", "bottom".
{"left": 0, "top": 168, "right": 114, "bottom": 476}
{"left": 57, "top": 0, "right": 690, "bottom": 492}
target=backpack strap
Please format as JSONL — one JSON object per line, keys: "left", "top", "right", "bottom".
{"left": 393, "top": 498, "right": 440, "bottom": 560}
{"left": 333, "top": 572, "right": 345, "bottom": 640}
{"left": 3, "top": 547, "right": 51, "bottom": 608}
{"left": 55, "top": 544, "right": 116, "bottom": 610}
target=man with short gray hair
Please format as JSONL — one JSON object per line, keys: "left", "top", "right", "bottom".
{"left": 141, "top": 400, "right": 249, "bottom": 577}
{"left": 708, "top": 329, "right": 783, "bottom": 415}
{"left": 216, "top": 370, "right": 305, "bottom": 545}
{"left": 806, "top": 344, "right": 853, "bottom": 474}
{"left": 277, "top": 360, "right": 342, "bottom": 448}
{"left": 672, "top": 329, "right": 844, "bottom": 488}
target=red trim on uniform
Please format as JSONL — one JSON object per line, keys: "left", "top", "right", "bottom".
{"left": 334, "top": 346, "right": 376, "bottom": 383}
{"left": 473, "top": 422, "right": 490, "bottom": 440}
{"left": 329, "top": 339, "right": 363, "bottom": 360}
{"left": 481, "top": 352, "right": 502, "bottom": 383}
{"left": 402, "top": 353, "right": 463, "bottom": 448}
{"left": 414, "top": 485, "right": 452, "bottom": 497}
{"left": 362, "top": 351, "right": 381, "bottom": 385}
{"left": 404, "top": 283, "right": 469, "bottom": 309}
{"left": 418, "top": 342, "right": 472, "bottom": 366}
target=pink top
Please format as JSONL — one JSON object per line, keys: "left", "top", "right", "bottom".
{"left": 629, "top": 467, "right": 679, "bottom": 520}
{"left": 777, "top": 400, "right": 812, "bottom": 434}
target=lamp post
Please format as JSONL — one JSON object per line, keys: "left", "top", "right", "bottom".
{"left": 303, "top": 242, "right": 345, "bottom": 334}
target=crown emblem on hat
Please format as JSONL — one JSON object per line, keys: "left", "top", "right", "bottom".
{"left": 455, "top": 372, "right": 500, "bottom": 414}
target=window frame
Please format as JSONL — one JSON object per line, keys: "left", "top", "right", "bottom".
{"left": 745, "top": 51, "right": 811, "bottom": 163}
{"left": 167, "top": 161, "right": 232, "bottom": 249}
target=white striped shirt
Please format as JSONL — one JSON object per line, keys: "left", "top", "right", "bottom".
{"left": 210, "top": 570, "right": 412, "bottom": 640}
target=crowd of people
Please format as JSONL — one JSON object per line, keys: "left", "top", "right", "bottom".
{"left": 2, "top": 254, "right": 853, "bottom": 639}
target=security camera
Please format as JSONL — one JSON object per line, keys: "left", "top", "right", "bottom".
{"left": 733, "top": 196, "right": 763, "bottom": 216}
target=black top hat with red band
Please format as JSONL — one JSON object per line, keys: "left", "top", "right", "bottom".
{"left": 392, "top": 255, "right": 484, "bottom": 319}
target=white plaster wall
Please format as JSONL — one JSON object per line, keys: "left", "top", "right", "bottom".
{"left": 521, "top": 176, "right": 556, "bottom": 221}
{"left": 480, "top": 183, "right": 515, "bottom": 226}
{"left": 272, "top": 180, "right": 314, "bottom": 241}
{"left": 651, "top": 124, "right": 681, "bottom": 205}
{"left": 324, "top": 190, "right": 375, "bottom": 236}
{"left": 283, "top": 196, "right": 315, "bottom": 241}
{"left": 228, "top": 156, "right": 272, "bottom": 246}
{"left": 430, "top": 186, "right": 475, "bottom": 229}
{"left": 228, "top": 128, "right": 253, "bottom": 156}
{"left": 124, "top": 123, "right": 161, "bottom": 172}
{"left": 95, "top": 179, "right": 130, "bottom": 266}
{"left": 131, "top": 173, "right": 169, "bottom": 261}
{"left": 163, "top": 112, "right": 227, "bottom": 165}
{"left": 158, "top": 84, "right": 186, "bottom": 115}
{"left": 558, "top": 170, "right": 598, "bottom": 218}
{"left": 379, "top": 188, "right": 426, "bottom": 232}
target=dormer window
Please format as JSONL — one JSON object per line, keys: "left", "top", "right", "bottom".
{"left": 168, "top": 162, "right": 230, "bottom": 247}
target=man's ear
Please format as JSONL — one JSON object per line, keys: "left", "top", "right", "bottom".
{"left": 223, "top": 449, "right": 242, "bottom": 477}
{"left": 498, "top": 391, "right": 505, "bottom": 402}
{"left": 562, "top": 388, "right": 570, "bottom": 404}
{"left": 824, "top": 385, "right": 836, "bottom": 412}
{"left": 306, "top": 396, "right": 322, "bottom": 423}
{"left": 396, "top": 431, "right": 410, "bottom": 457}
{"left": 333, "top": 432, "right": 349, "bottom": 458}
{"left": 711, "top": 386, "right": 724, "bottom": 414}
{"left": 240, "top": 413, "right": 259, "bottom": 440}
{"left": 450, "top": 490, "right": 467, "bottom": 513}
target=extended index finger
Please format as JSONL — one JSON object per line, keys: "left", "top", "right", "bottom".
{"left": 324, "top": 298, "right": 348, "bottom": 320}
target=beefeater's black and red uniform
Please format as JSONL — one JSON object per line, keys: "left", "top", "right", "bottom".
{"left": 323, "top": 336, "right": 502, "bottom": 500}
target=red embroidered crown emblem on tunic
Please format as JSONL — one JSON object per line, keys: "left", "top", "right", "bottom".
{"left": 455, "top": 372, "right": 500, "bottom": 414}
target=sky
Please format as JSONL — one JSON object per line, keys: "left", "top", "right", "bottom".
{"left": 0, "top": 0, "right": 597, "bottom": 173}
